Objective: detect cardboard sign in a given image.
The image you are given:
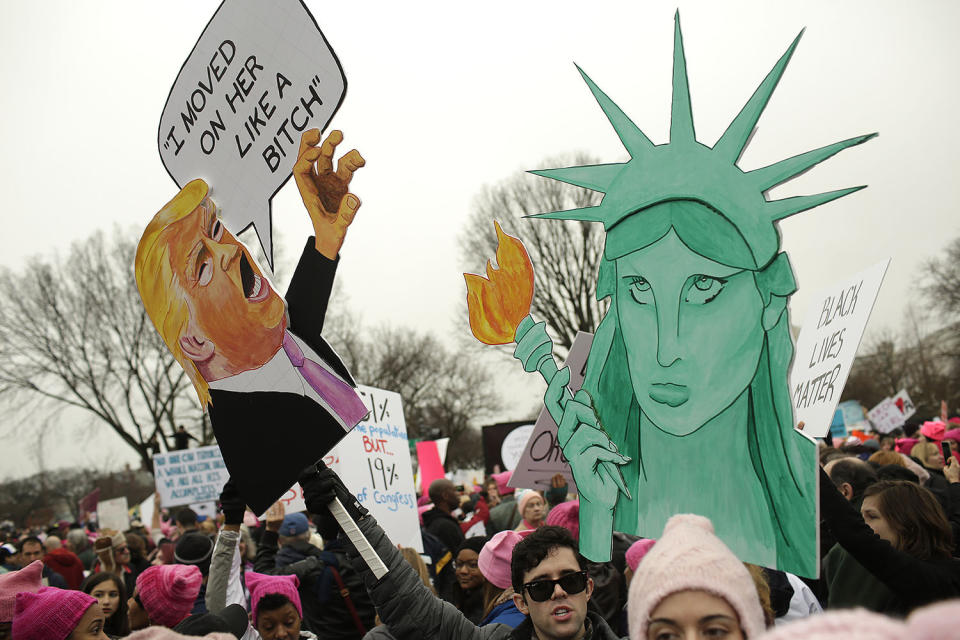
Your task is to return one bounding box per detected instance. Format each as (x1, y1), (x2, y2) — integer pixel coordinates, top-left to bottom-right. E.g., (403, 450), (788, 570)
(790, 260), (890, 438)
(274, 385), (423, 552)
(509, 332), (593, 492)
(97, 497), (129, 532)
(153, 445), (230, 508)
(158, 0), (346, 265)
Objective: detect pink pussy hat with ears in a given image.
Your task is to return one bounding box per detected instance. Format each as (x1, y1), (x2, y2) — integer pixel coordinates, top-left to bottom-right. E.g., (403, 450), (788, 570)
(12, 586), (96, 640)
(921, 420), (946, 441)
(478, 529), (532, 589)
(136, 564), (202, 628)
(491, 471), (514, 495)
(245, 571), (301, 624)
(624, 538), (656, 572)
(0, 560), (43, 622)
(627, 514), (765, 640)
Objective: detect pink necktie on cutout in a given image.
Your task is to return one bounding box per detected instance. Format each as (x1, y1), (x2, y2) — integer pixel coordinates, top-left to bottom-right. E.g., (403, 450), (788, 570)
(282, 333), (368, 428)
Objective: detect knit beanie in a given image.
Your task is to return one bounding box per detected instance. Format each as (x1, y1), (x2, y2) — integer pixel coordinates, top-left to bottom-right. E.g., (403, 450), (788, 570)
(544, 500), (579, 540)
(625, 538), (656, 572)
(0, 560), (43, 622)
(627, 514), (765, 640)
(174, 532), (215, 575)
(125, 628), (235, 640)
(491, 471), (514, 496)
(921, 420), (946, 441)
(136, 564), (203, 628)
(11, 586), (96, 640)
(456, 536), (489, 556)
(245, 571), (301, 624)
(753, 608), (904, 640)
(906, 599), (960, 640)
(478, 529), (531, 589)
(516, 490), (541, 521)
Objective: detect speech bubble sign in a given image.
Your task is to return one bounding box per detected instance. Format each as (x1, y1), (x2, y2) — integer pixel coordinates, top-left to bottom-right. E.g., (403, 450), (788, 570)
(158, 0), (346, 267)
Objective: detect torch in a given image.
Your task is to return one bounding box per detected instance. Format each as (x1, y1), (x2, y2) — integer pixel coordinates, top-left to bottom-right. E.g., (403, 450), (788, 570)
(464, 221), (625, 560)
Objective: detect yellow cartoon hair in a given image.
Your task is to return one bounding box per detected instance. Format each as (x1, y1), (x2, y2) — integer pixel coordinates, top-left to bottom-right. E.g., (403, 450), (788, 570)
(134, 179), (211, 407)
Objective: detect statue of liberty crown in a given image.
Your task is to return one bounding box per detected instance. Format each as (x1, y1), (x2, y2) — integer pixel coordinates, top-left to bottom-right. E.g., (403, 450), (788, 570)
(529, 12), (876, 270)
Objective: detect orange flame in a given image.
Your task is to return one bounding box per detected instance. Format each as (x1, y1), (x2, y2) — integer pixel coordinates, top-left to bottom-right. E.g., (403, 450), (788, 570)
(465, 221), (535, 345)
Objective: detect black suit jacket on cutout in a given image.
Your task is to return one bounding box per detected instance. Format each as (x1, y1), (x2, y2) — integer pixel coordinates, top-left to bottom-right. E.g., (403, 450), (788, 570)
(208, 238), (359, 515)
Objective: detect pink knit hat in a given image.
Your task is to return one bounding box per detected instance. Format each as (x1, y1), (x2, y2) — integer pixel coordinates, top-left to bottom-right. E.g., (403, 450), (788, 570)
(136, 564), (202, 628)
(478, 529), (532, 589)
(245, 571), (301, 624)
(906, 599), (960, 640)
(0, 560), (43, 622)
(753, 608), (904, 639)
(943, 428), (960, 443)
(627, 514), (765, 640)
(921, 420), (946, 441)
(516, 490), (542, 521)
(125, 628), (235, 640)
(491, 470), (514, 495)
(544, 500), (579, 540)
(11, 586), (96, 640)
(625, 538), (656, 572)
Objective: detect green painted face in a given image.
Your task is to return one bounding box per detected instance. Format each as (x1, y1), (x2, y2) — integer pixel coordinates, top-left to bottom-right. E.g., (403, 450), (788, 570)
(614, 227), (765, 436)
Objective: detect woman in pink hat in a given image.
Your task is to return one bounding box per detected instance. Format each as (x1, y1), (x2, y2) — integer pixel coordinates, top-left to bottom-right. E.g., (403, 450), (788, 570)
(12, 586), (109, 640)
(512, 491), (546, 532)
(476, 530), (531, 628)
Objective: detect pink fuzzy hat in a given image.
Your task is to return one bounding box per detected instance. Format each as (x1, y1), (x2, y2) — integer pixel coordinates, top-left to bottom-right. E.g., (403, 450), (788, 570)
(896, 437), (919, 455)
(11, 586), (96, 640)
(0, 560), (43, 622)
(906, 599), (960, 640)
(245, 571), (301, 624)
(478, 529), (532, 589)
(943, 428), (960, 443)
(627, 514), (765, 640)
(625, 538), (656, 572)
(545, 500), (579, 540)
(753, 608), (904, 639)
(491, 471), (514, 495)
(136, 564), (202, 628)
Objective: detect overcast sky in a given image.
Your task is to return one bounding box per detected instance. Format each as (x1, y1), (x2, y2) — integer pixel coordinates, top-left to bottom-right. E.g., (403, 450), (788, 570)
(2, 0), (958, 478)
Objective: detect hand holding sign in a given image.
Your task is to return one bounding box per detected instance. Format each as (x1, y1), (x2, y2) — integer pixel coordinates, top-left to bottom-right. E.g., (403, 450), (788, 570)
(294, 129), (365, 259)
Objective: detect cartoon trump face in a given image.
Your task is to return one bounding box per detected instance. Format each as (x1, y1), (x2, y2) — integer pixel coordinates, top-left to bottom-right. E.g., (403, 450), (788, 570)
(135, 179), (288, 406)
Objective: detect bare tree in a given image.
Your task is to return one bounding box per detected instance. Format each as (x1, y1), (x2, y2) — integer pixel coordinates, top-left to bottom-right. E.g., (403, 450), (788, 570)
(329, 324), (501, 470)
(460, 153), (607, 353)
(0, 229), (203, 471)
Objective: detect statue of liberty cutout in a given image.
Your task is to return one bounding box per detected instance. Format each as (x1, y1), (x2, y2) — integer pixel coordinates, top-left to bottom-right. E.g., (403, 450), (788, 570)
(465, 13), (874, 577)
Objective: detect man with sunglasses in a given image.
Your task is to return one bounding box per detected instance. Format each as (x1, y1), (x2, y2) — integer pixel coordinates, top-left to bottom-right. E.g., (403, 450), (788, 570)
(300, 465), (624, 640)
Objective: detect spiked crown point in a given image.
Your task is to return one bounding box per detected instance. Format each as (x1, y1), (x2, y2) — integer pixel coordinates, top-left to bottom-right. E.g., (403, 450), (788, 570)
(529, 14), (874, 270)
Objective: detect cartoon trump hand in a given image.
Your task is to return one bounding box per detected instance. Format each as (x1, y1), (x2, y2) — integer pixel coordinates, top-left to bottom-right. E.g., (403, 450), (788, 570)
(294, 129), (365, 260)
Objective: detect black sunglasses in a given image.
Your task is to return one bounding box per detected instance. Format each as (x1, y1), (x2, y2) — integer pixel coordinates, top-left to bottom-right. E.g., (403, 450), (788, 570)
(523, 570), (589, 602)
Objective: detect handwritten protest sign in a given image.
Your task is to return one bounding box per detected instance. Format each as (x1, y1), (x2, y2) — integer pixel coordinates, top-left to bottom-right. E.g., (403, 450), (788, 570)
(790, 260), (889, 439)
(500, 425), (534, 470)
(274, 385), (422, 551)
(158, 0), (346, 266)
(153, 445), (230, 508)
(869, 389), (917, 434)
(97, 497), (129, 532)
(509, 332), (593, 492)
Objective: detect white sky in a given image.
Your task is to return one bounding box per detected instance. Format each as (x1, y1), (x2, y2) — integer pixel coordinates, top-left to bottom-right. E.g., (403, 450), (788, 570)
(2, 0), (958, 478)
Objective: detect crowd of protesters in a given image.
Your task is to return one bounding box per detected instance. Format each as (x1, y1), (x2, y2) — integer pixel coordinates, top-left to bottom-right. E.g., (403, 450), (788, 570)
(0, 418), (959, 639)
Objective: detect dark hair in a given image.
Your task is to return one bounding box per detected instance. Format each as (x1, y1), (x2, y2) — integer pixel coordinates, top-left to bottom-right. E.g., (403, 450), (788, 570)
(82, 572), (130, 636)
(862, 480), (953, 560)
(17, 536), (42, 553)
(828, 458), (877, 501)
(510, 525), (584, 595)
(876, 465), (919, 484)
(257, 593), (298, 620)
(176, 508), (198, 527)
